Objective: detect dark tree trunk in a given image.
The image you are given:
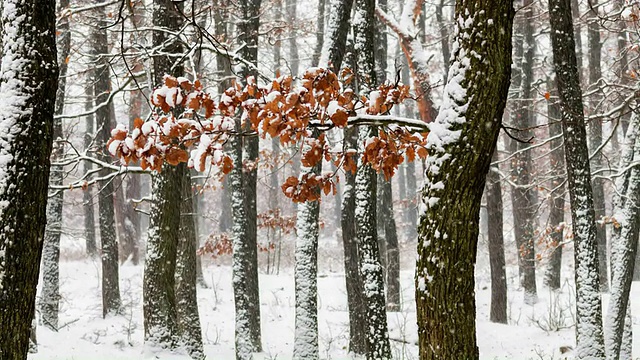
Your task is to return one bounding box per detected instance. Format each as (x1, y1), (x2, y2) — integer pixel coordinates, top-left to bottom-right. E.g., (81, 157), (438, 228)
(176, 169), (205, 359)
(486, 150), (507, 324)
(41, 0), (70, 331)
(587, 0), (608, 292)
(0, 0), (58, 358)
(143, 0), (184, 348)
(238, 0), (263, 353)
(544, 78), (566, 291)
(286, 0), (299, 76)
(416, 1), (514, 359)
(144, 164), (182, 348)
(91, 0), (121, 317)
(83, 82), (97, 257)
(548, 0), (606, 356)
(318, 0), (354, 70)
(353, 0), (392, 358)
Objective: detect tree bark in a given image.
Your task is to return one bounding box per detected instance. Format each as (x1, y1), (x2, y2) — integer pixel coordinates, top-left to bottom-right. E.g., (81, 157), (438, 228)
(83, 82), (98, 257)
(544, 78), (566, 291)
(416, 1), (514, 358)
(292, 138), (322, 360)
(353, 0), (392, 358)
(604, 109), (639, 359)
(486, 150), (507, 324)
(548, 0), (606, 356)
(237, 0), (263, 353)
(510, 0), (537, 304)
(587, 0), (608, 292)
(143, 0), (184, 348)
(0, 0), (58, 358)
(41, 0), (70, 331)
(91, 0), (121, 317)
(176, 169), (205, 359)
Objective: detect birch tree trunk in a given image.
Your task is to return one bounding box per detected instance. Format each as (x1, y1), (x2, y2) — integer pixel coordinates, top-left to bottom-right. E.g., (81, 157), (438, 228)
(0, 0), (58, 358)
(548, 0), (606, 356)
(416, 1), (514, 358)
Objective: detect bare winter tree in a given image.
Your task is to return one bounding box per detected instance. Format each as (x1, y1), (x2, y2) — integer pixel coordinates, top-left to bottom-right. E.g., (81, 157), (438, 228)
(548, 0), (605, 356)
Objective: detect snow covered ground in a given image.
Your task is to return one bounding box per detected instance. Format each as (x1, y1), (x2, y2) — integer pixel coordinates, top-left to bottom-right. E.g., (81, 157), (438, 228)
(28, 236), (640, 360)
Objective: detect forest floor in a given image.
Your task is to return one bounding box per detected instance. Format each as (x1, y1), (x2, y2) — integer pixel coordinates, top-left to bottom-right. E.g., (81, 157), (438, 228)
(28, 236), (640, 360)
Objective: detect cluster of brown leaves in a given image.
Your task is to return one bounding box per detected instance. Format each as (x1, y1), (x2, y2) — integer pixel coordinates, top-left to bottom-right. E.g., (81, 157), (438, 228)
(197, 233), (233, 259)
(108, 68), (428, 203)
(257, 209), (297, 235)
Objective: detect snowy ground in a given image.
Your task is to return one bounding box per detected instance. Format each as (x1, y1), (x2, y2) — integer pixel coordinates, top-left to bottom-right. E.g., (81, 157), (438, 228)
(28, 236), (640, 360)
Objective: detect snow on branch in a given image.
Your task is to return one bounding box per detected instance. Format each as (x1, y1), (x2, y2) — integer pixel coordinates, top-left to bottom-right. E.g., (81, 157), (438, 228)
(108, 69), (430, 202)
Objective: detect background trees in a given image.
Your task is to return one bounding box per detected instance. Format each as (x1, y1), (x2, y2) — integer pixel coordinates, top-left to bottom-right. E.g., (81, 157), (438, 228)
(5, 0), (640, 359)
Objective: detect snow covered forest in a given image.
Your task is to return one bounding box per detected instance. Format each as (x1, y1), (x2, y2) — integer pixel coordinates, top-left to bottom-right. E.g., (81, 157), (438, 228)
(3, 0), (640, 359)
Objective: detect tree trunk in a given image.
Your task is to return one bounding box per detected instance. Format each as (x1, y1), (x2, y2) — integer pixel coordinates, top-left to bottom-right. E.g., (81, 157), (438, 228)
(176, 169), (205, 359)
(143, 0), (184, 348)
(312, 0), (326, 66)
(144, 164), (182, 348)
(41, 0), (70, 331)
(237, 0), (263, 353)
(486, 150), (507, 324)
(91, 0), (121, 317)
(0, 0), (58, 358)
(548, 0), (606, 356)
(544, 77), (566, 291)
(293, 142), (322, 360)
(286, 0), (299, 76)
(83, 82), (98, 257)
(510, 0), (537, 304)
(416, 1), (514, 358)
(353, 0), (392, 358)
(587, 0), (608, 292)
(435, 0), (451, 83)
(604, 109), (639, 359)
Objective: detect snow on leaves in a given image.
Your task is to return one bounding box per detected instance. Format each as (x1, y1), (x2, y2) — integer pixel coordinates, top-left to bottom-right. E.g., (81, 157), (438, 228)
(109, 68), (428, 203)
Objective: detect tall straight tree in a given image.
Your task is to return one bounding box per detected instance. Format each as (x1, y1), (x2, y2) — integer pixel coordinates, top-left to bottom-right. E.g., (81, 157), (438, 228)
(143, 0), (185, 349)
(0, 0), (58, 358)
(510, 0), (537, 303)
(486, 150), (507, 323)
(548, 0), (606, 356)
(543, 78), (566, 290)
(374, 0), (401, 312)
(41, 0), (71, 331)
(90, 0), (121, 317)
(415, 0), (514, 358)
(353, 0), (392, 357)
(233, 0), (263, 357)
(82, 81), (97, 257)
(587, 0), (608, 292)
(319, 0), (365, 353)
(605, 108), (639, 360)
